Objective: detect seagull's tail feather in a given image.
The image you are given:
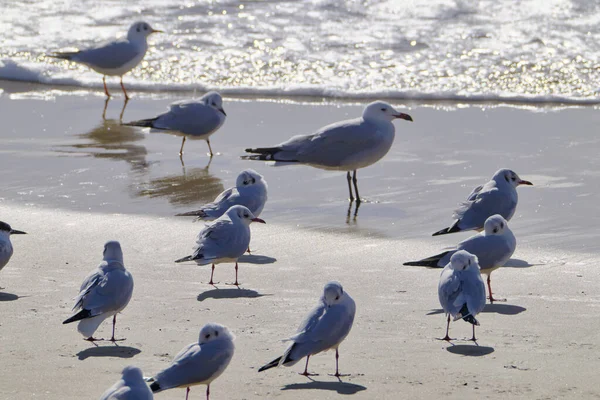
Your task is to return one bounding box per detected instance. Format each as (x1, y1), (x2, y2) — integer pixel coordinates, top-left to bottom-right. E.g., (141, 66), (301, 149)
(62, 309), (92, 324)
(48, 51), (80, 61)
(175, 210), (208, 218)
(454, 304), (480, 326)
(149, 381), (162, 393)
(258, 356), (283, 372)
(403, 251), (450, 268)
(122, 117), (159, 128)
(432, 221), (462, 236)
(242, 147), (299, 162)
(175, 255), (195, 263)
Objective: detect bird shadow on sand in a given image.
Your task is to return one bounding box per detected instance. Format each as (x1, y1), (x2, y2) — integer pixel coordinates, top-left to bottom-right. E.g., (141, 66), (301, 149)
(503, 258), (541, 268)
(77, 345), (141, 360)
(237, 254), (277, 264)
(0, 292), (19, 302)
(446, 344), (494, 356)
(197, 288), (270, 302)
(282, 379), (367, 395)
(427, 302), (526, 316)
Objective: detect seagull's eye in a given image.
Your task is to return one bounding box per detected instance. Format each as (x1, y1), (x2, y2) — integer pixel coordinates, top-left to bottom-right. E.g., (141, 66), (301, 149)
(381, 108), (387, 112)
(512, 176), (516, 181)
(335, 296), (340, 300)
(493, 228), (498, 233)
(244, 213), (249, 218)
(212, 102), (216, 106)
(251, 177), (256, 184)
(205, 334), (210, 339)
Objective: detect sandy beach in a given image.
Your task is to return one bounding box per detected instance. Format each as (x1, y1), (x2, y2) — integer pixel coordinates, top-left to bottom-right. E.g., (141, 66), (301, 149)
(2, 82), (600, 399)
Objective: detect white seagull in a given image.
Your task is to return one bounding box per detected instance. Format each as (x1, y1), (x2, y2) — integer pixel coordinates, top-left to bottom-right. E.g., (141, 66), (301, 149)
(405, 214), (515, 303)
(433, 168), (533, 236)
(50, 21), (162, 99)
(437, 251), (486, 341)
(148, 323), (235, 400)
(124, 92), (226, 156)
(258, 281), (356, 376)
(63, 241), (134, 342)
(243, 101), (412, 202)
(100, 366), (153, 400)
(0, 221), (27, 280)
(175, 205), (265, 286)
(176, 169), (268, 221)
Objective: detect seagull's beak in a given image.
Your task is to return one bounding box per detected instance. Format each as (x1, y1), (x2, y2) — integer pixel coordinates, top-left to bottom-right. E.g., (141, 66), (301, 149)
(394, 112), (413, 121)
(151, 29), (164, 34)
(518, 179), (533, 186)
(251, 217), (266, 224)
(218, 107), (227, 116)
(10, 229), (26, 235)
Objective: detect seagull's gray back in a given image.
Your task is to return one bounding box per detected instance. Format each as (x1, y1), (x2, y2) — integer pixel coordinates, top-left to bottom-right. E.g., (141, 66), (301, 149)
(73, 261), (133, 316)
(154, 101), (224, 138)
(454, 181), (518, 230)
(192, 218), (250, 263)
(457, 231), (516, 271)
(438, 266), (486, 319)
(73, 40), (142, 71)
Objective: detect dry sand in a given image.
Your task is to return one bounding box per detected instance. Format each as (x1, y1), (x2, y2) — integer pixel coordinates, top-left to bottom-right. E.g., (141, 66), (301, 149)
(0, 202), (599, 399)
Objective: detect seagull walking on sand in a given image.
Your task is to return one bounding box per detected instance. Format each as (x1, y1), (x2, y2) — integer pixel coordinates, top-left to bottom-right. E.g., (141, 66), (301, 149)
(433, 168), (532, 236)
(176, 169), (268, 221)
(147, 323), (235, 400)
(243, 101), (412, 202)
(437, 251), (486, 341)
(124, 92), (226, 156)
(405, 214), (515, 303)
(0, 221), (26, 280)
(100, 366), (153, 400)
(63, 241), (134, 342)
(258, 281), (356, 377)
(50, 21), (162, 99)
(175, 205), (265, 286)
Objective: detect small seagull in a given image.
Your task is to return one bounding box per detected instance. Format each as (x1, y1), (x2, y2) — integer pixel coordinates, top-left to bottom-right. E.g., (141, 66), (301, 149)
(63, 241), (134, 342)
(258, 281), (356, 377)
(123, 92), (226, 156)
(100, 366), (153, 400)
(175, 205), (265, 286)
(147, 323), (235, 400)
(176, 169), (268, 221)
(437, 251), (486, 342)
(243, 101), (412, 202)
(433, 168), (532, 236)
(49, 21), (162, 99)
(405, 214), (515, 303)
(0, 221), (27, 282)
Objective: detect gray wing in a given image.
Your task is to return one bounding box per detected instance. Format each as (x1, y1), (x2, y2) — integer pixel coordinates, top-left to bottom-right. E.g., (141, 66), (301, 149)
(438, 266), (463, 317)
(464, 271), (487, 317)
(454, 187), (516, 231)
(458, 234), (515, 270)
(79, 266), (133, 315)
(72, 40), (140, 70)
(154, 101), (223, 136)
(466, 184), (484, 201)
(193, 219), (247, 261)
(100, 384), (152, 400)
(200, 187), (241, 219)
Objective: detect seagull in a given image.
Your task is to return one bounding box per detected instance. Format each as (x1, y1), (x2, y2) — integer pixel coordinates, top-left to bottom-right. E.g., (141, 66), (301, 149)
(175, 205), (265, 286)
(433, 168), (533, 236)
(405, 214), (515, 303)
(258, 281), (356, 376)
(100, 366), (153, 400)
(437, 251), (486, 342)
(0, 221), (27, 280)
(148, 323), (235, 400)
(176, 169), (268, 221)
(243, 101), (412, 202)
(49, 21), (162, 99)
(123, 92), (226, 156)
(63, 241), (134, 342)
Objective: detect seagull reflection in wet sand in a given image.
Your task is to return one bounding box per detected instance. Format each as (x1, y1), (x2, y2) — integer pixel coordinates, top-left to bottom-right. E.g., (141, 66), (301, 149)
(136, 159), (225, 206)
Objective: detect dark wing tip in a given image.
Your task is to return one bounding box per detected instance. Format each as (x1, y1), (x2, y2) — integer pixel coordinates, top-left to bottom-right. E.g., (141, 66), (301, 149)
(150, 381), (161, 392)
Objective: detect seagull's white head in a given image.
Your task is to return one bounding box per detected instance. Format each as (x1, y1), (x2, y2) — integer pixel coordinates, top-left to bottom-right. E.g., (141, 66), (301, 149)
(484, 214), (509, 236)
(449, 250), (480, 272)
(236, 169), (265, 188)
(226, 205), (266, 225)
(201, 91), (226, 117)
(362, 101), (413, 123)
(121, 365), (144, 382)
(322, 281), (346, 307)
(492, 168), (533, 188)
(127, 21), (163, 42)
(0, 221), (26, 236)
(198, 322), (235, 345)
(103, 240), (124, 263)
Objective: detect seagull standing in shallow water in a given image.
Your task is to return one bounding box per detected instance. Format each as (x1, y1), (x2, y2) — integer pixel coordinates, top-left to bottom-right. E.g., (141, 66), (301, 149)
(437, 251), (486, 341)
(124, 92), (226, 157)
(258, 281), (356, 376)
(63, 241), (133, 342)
(243, 101), (412, 202)
(175, 205), (265, 286)
(50, 21), (162, 99)
(405, 214), (515, 303)
(0, 221), (26, 285)
(433, 168), (533, 236)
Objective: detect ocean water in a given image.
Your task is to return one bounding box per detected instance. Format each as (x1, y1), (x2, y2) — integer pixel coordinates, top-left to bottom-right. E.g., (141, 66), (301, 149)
(2, 0), (600, 102)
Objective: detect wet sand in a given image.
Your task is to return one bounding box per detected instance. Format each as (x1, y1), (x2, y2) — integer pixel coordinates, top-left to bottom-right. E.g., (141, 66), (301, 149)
(1, 82), (600, 399)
